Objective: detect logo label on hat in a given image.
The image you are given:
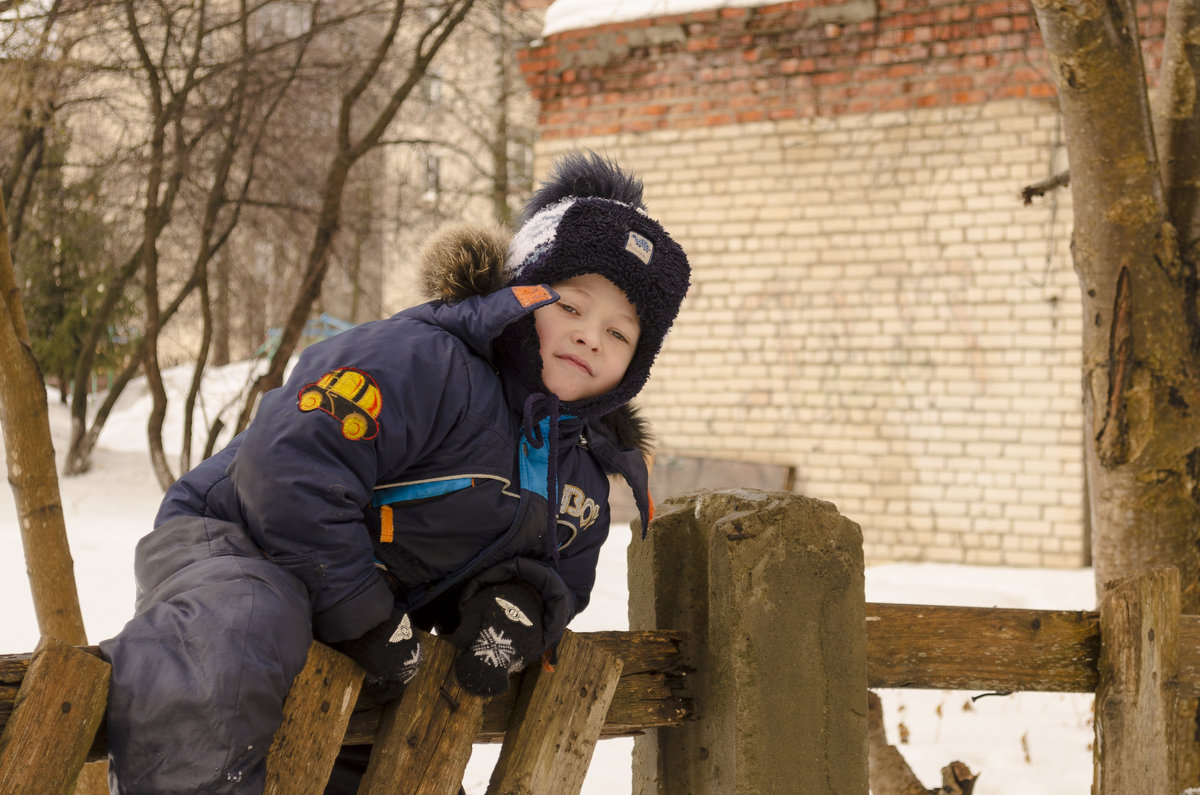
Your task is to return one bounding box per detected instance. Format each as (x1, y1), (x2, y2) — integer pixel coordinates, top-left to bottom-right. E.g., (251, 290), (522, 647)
(625, 231), (653, 264)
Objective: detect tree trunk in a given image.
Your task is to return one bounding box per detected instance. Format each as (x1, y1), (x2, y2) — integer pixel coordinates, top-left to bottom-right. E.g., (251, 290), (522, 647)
(1032, 0), (1200, 783)
(63, 250), (141, 476)
(491, 0), (512, 227)
(213, 248), (231, 367)
(0, 193), (87, 646)
(181, 274), (213, 473)
(140, 140), (175, 491)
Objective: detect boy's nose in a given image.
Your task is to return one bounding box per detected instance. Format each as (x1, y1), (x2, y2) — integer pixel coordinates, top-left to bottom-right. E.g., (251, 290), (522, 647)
(573, 329), (600, 351)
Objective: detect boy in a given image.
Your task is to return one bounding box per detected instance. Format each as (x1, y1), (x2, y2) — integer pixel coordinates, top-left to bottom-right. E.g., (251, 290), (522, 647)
(100, 151), (690, 794)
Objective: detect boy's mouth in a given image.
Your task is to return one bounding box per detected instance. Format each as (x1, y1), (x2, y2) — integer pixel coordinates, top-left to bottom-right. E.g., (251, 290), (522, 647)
(558, 353), (592, 376)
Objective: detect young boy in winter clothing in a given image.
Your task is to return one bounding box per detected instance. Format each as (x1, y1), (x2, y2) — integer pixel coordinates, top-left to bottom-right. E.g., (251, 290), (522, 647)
(99, 151), (691, 794)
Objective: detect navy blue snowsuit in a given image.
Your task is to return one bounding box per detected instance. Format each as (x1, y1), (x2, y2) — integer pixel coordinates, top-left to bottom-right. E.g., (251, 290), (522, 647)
(99, 284), (651, 794)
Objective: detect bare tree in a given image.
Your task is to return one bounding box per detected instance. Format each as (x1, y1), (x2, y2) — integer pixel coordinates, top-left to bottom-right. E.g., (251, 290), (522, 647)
(57, 0), (311, 478)
(1030, 0), (1200, 785)
(8, 0), (507, 479)
(235, 0), (479, 432)
(0, 192), (87, 645)
(385, 0), (541, 228)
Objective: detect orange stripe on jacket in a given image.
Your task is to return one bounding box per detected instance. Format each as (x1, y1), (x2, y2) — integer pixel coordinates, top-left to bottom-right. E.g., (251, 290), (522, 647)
(380, 505), (394, 544)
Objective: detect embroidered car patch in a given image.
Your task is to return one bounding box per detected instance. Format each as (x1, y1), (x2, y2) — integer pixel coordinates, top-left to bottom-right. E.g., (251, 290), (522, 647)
(297, 367), (382, 441)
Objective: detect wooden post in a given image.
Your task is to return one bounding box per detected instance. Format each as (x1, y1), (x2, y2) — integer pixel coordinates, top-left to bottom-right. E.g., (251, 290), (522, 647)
(1093, 566), (1180, 795)
(264, 642), (364, 795)
(0, 636), (110, 795)
(629, 488), (868, 795)
(357, 633), (486, 795)
(486, 630), (623, 794)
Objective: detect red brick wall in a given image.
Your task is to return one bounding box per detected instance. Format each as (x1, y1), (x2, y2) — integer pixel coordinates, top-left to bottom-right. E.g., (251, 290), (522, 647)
(520, 0), (1167, 140)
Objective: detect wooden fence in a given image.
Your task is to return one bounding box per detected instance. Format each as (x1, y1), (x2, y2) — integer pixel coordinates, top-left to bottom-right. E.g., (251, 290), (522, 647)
(0, 567), (1186, 793)
(0, 629), (687, 794)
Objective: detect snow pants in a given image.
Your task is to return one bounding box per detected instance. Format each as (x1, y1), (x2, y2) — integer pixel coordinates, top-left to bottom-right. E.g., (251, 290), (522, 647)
(100, 516), (314, 794)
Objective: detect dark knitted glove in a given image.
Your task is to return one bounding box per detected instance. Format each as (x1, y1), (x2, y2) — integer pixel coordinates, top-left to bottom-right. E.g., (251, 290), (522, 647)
(450, 581), (545, 697)
(332, 609), (424, 703)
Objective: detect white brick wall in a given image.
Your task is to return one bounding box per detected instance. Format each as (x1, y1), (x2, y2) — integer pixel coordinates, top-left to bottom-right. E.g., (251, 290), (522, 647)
(536, 98), (1087, 567)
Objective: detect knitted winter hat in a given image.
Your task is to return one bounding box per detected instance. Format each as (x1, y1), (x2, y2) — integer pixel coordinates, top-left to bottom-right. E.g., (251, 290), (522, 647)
(498, 151), (691, 417)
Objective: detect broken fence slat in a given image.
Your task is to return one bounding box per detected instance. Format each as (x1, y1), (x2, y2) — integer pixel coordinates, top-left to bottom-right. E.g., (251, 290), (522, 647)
(357, 633), (486, 795)
(0, 637), (110, 795)
(264, 642), (363, 795)
(487, 630), (624, 795)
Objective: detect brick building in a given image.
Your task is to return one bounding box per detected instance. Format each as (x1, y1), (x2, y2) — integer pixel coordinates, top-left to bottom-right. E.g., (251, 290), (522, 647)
(517, 0), (1168, 567)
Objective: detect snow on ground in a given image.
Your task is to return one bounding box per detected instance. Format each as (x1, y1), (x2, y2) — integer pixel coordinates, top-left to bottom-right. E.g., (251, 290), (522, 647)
(0, 362), (1096, 792)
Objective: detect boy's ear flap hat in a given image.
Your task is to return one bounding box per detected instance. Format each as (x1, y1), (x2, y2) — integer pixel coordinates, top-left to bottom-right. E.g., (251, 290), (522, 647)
(498, 150), (691, 417)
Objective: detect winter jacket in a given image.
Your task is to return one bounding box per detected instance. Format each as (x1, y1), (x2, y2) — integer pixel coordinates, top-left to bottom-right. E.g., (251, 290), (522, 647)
(150, 227), (652, 649)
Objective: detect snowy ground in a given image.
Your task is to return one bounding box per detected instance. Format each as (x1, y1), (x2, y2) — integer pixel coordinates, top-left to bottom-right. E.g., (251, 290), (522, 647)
(0, 363), (1096, 792)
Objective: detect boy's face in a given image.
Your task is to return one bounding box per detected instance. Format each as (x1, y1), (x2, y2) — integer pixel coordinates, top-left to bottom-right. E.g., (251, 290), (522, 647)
(534, 273), (640, 402)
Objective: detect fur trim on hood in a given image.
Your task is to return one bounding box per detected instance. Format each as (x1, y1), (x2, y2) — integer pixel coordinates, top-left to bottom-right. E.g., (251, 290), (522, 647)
(418, 222), (653, 457)
(420, 222), (510, 303)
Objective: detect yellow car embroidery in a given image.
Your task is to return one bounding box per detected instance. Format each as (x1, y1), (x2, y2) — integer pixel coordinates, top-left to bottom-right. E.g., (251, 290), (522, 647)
(298, 367), (383, 441)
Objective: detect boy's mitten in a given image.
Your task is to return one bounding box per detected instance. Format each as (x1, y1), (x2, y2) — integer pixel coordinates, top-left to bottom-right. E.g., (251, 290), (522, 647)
(450, 581), (544, 697)
(331, 609), (424, 703)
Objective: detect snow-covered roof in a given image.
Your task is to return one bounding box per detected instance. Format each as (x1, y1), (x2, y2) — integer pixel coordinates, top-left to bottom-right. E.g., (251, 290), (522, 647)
(542, 0), (767, 37)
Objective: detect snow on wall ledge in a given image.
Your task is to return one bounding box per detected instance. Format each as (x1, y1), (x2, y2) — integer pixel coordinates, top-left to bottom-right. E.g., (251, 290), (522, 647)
(543, 0), (765, 37)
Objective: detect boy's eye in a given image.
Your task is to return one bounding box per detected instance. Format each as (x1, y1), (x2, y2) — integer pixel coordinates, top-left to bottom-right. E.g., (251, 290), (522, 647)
(559, 303), (579, 315)
(609, 329), (630, 343)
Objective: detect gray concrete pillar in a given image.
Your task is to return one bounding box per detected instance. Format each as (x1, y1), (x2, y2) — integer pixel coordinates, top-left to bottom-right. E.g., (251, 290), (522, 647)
(628, 488), (868, 794)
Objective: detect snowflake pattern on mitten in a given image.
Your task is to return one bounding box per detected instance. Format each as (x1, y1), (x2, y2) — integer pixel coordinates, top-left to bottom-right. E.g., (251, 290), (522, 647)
(471, 626), (518, 670)
(401, 643), (424, 684)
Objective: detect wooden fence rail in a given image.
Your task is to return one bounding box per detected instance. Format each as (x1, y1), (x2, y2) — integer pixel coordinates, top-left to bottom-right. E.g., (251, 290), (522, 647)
(0, 629), (692, 761)
(867, 602), (1200, 695)
(4, 596), (1194, 788)
(7, 602), (1200, 755)
(5, 600), (1193, 756)
(4, 605), (1195, 749)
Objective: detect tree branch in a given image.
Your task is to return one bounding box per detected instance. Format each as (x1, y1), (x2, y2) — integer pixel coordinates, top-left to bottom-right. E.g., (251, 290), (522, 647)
(1020, 169), (1070, 205)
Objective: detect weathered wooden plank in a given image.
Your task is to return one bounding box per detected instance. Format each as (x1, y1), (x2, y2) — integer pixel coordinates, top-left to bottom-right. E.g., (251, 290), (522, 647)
(1093, 568), (1180, 795)
(342, 630), (690, 745)
(1178, 614), (1200, 689)
(866, 603), (1102, 693)
(0, 636), (110, 795)
(487, 630), (623, 794)
(344, 670), (688, 746)
(865, 604), (1200, 696)
(358, 633), (486, 795)
(264, 642), (363, 795)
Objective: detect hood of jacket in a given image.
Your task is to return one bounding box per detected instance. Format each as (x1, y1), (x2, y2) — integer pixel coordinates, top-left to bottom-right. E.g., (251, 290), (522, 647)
(418, 222), (654, 460)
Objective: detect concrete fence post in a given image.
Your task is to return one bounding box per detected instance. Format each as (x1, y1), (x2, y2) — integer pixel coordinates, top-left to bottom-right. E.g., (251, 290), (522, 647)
(628, 488), (868, 795)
